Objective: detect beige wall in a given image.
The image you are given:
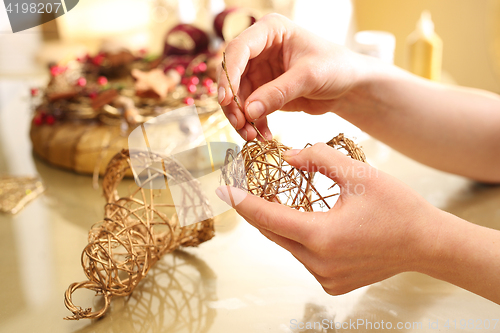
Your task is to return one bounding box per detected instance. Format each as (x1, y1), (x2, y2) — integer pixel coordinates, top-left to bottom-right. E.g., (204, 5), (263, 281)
(354, 0), (500, 93)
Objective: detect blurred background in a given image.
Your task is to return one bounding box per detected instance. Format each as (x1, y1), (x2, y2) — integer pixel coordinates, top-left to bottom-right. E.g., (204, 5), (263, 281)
(355, 0), (500, 93)
(1, 0), (500, 92)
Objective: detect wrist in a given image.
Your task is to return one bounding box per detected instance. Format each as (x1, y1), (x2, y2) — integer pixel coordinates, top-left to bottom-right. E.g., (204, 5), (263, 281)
(391, 203), (446, 275)
(410, 208), (456, 276)
(332, 54), (390, 118)
(412, 209), (500, 303)
(333, 55), (411, 125)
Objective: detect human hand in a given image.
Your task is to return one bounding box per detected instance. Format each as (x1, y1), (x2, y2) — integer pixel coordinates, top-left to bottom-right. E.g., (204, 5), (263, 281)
(217, 13), (370, 141)
(215, 143), (441, 295)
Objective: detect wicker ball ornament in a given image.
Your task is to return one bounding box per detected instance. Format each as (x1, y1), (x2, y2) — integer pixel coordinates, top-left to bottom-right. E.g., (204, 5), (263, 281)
(223, 134), (366, 212)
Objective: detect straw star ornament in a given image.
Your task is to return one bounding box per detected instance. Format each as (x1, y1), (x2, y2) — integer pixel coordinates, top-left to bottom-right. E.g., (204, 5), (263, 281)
(132, 68), (178, 100)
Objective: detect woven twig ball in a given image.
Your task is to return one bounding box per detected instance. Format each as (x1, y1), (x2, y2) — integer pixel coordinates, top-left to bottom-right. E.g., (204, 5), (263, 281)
(223, 134), (366, 212)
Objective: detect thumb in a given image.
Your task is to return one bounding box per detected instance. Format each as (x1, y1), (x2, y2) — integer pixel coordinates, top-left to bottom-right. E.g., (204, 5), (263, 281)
(244, 66), (309, 121)
(283, 143), (373, 187)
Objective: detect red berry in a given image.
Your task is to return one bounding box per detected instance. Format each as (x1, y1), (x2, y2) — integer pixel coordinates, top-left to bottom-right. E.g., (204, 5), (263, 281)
(33, 114), (43, 126)
(202, 78), (213, 88)
(45, 115), (55, 125)
(189, 76), (199, 85)
(92, 54), (105, 66)
(196, 62), (207, 73)
(139, 48), (147, 55)
(51, 66), (67, 76)
(30, 88), (39, 97)
(97, 76), (108, 86)
(89, 91), (98, 99)
(50, 66), (61, 76)
(76, 77), (87, 87)
(183, 97), (195, 105)
(181, 77), (190, 86)
(175, 65), (185, 76)
(208, 85), (217, 95)
(187, 84), (197, 93)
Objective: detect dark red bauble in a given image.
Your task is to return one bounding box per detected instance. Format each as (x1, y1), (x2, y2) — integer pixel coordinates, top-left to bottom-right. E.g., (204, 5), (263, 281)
(163, 24), (209, 56)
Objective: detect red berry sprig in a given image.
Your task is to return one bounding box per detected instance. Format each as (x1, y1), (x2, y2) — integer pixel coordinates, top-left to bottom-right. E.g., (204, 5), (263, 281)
(183, 97), (195, 105)
(187, 84), (197, 94)
(207, 85), (217, 95)
(76, 77), (87, 87)
(175, 65), (185, 76)
(45, 115), (55, 125)
(178, 61), (218, 104)
(32, 111), (56, 126)
(50, 65), (67, 76)
(97, 76), (108, 86)
(189, 76), (199, 85)
(202, 78), (213, 88)
(193, 62), (207, 74)
(92, 54), (105, 66)
(33, 113), (44, 126)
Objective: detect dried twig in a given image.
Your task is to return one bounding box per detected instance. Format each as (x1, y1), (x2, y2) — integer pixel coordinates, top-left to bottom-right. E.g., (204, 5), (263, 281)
(222, 52), (267, 141)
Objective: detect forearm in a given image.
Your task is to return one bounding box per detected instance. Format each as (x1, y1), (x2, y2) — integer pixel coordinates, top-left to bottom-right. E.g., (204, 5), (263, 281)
(418, 209), (500, 304)
(336, 57), (500, 182)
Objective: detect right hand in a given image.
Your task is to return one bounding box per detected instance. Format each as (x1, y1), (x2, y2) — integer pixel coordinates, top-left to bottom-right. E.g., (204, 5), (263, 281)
(217, 13), (371, 141)
(215, 143), (443, 295)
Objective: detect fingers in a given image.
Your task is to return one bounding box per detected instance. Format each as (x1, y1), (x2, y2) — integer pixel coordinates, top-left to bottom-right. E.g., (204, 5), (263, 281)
(218, 15), (291, 105)
(215, 185), (322, 244)
(244, 66), (312, 121)
(220, 99), (244, 130)
(218, 14), (296, 136)
(240, 117), (272, 141)
(217, 20), (272, 131)
(283, 142), (372, 187)
(215, 185), (248, 208)
(258, 228), (304, 255)
(221, 64), (310, 140)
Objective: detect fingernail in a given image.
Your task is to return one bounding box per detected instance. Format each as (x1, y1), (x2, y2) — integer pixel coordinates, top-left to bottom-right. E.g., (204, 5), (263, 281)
(215, 186), (247, 207)
(238, 128), (247, 141)
(227, 113), (237, 128)
(283, 149), (302, 159)
(218, 86), (225, 104)
(247, 101), (265, 121)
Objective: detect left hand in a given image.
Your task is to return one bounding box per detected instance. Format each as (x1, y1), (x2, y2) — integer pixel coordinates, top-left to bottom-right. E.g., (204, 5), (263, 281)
(216, 143), (441, 295)
(217, 13), (369, 141)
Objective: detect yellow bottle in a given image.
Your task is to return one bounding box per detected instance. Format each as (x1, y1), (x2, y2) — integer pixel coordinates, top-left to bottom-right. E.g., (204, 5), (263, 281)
(407, 11), (442, 81)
